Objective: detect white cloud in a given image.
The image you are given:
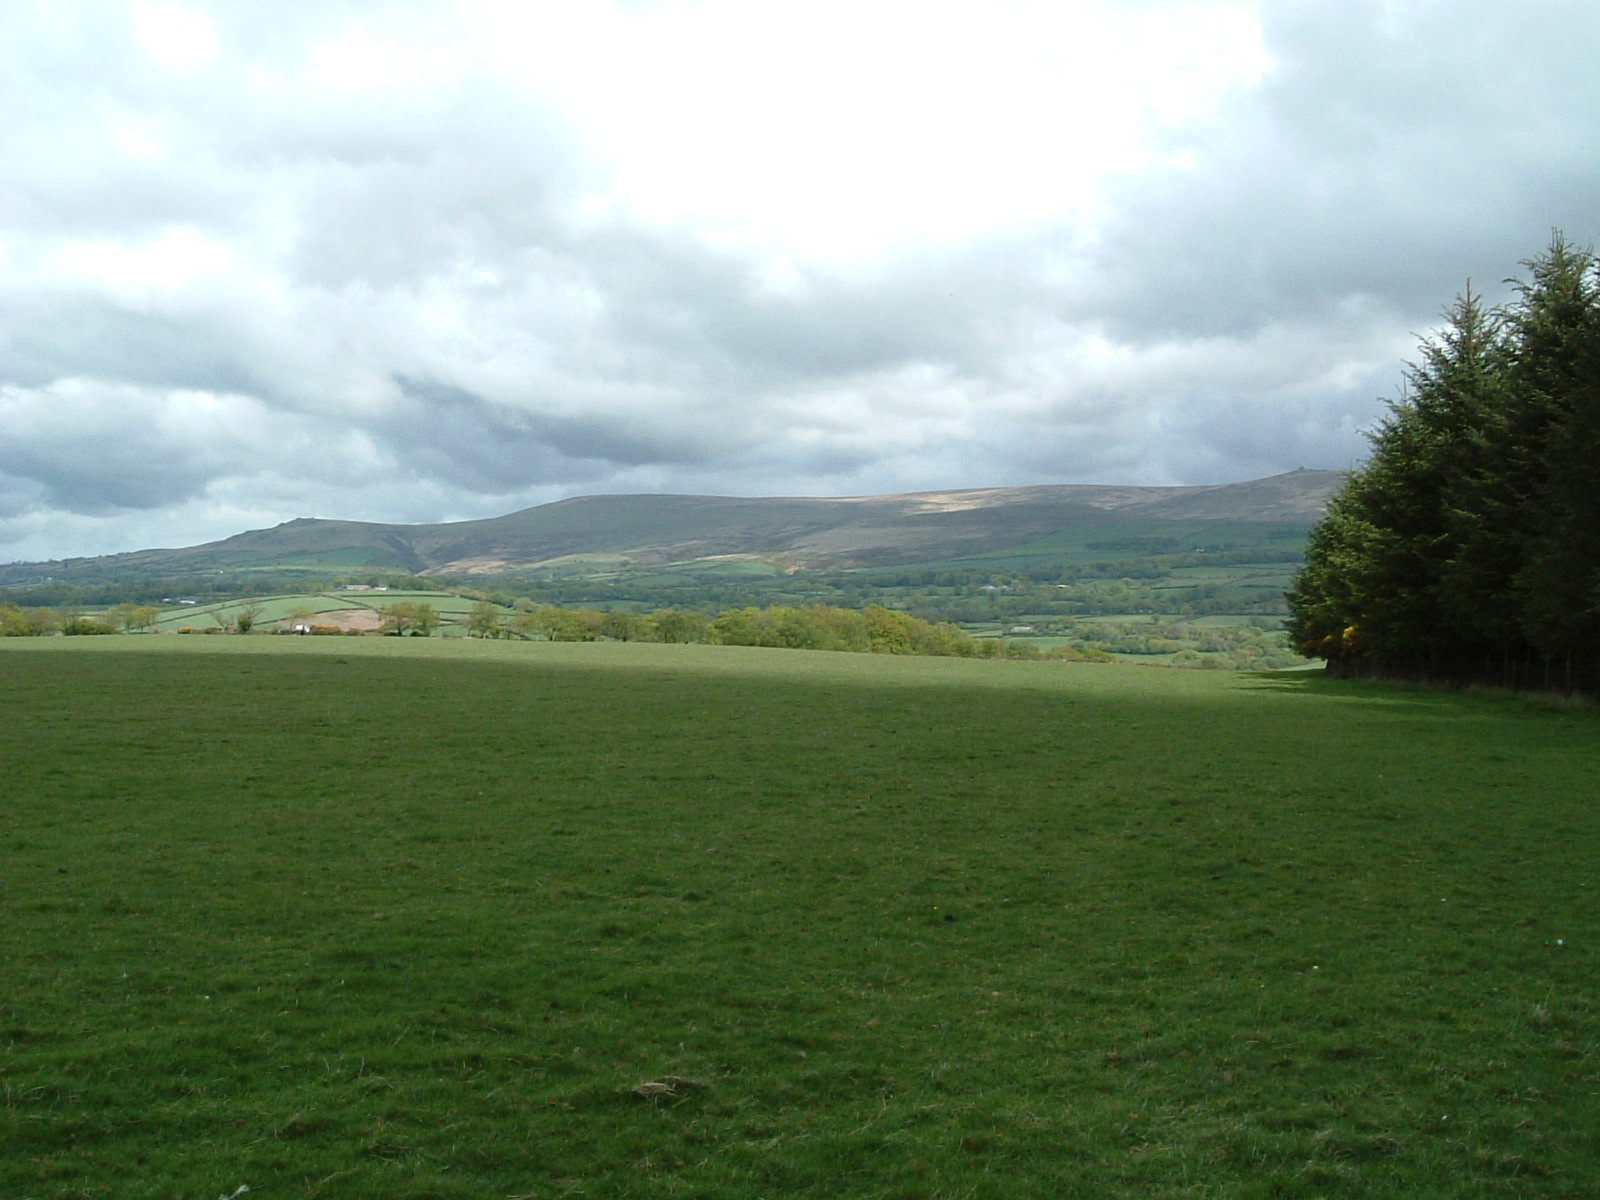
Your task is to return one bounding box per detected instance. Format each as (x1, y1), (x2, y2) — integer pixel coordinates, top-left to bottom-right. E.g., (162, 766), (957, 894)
(491, 0), (1269, 263)
(130, 0), (219, 71)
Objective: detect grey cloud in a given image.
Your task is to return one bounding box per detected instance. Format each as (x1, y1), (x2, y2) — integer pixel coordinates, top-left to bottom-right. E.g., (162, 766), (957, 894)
(389, 375), (729, 491)
(0, 473), (45, 521)
(278, 95), (590, 290)
(0, 380), (397, 518)
(1160, 391), (1378, 481)
(0, 387), (236, 512)
(1077, 0), (1600, 341)
(568, 223), (1043, 396)
(1, 295), (267, 395)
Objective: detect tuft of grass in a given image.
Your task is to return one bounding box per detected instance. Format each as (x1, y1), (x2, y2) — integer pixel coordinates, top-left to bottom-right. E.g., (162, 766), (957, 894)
(2, 636), (1598, 1197)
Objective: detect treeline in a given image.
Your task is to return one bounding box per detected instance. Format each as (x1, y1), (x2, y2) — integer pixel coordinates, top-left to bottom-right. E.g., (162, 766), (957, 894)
(856, 548), (1303, 590)
(0, 603), (160, 637)
(906, 579), (1289, 624)
(487, 602), (1299, 668)
(1032, 618), (1305, 670)
(0, 570), (435, 609)
(452, 578), (1269, 629)
(1288, 236), (1600, 692)
(494, 603), (1043, 659)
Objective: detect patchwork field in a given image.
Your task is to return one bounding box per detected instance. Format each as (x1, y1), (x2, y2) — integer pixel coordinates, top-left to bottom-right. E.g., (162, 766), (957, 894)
(2, 638), (1597, 1197)
(150, 592), (500, 636)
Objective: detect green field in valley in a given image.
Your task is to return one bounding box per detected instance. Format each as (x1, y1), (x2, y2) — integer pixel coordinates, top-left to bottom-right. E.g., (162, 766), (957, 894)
(2, 637), (1597, 1197)
(151, 592), (504, 636)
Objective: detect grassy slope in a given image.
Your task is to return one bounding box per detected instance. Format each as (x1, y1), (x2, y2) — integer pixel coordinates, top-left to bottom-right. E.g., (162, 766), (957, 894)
(2, 638), (1596, 1198)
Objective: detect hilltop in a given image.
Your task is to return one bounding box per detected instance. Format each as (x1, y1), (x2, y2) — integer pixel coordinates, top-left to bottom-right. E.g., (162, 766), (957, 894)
(2, 470), (1341, 584)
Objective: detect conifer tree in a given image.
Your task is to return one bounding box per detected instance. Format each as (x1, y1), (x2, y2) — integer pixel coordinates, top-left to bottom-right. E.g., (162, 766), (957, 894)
(1287, 290), (1509, 663)
(1444, 236), (1599, 658)
(1508, 241), (1600, 662)
(1288, 234), (1600, 684)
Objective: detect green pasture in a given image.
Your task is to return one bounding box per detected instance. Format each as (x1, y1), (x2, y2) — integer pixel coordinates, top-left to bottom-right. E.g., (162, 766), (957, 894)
(2, 638), (1598, 1198)
(153, 591), (506, 633)
(152, 595), (367, 631)
(364, 590), (503, 617)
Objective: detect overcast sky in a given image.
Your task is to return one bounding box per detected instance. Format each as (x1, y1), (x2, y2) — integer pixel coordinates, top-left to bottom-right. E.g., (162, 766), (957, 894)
(3, 0), (1598, 562)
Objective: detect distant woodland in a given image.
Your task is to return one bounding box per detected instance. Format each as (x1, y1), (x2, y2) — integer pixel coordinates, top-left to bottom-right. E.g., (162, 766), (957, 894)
(1288, 236), (1600, 693)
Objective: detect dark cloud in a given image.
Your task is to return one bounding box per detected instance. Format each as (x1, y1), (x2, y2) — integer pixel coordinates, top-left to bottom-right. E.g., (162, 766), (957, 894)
(390, 375), (725, 491)
(0, 383), (258, 512)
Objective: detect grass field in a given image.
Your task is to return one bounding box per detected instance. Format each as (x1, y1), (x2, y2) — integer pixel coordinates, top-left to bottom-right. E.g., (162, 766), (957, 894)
(150, 592), (506, 636)
(3, 638), (1598, 1198)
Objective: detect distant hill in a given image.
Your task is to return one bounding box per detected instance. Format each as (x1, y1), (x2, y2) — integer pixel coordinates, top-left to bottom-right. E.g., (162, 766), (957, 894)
(1, 470), (1342, 583)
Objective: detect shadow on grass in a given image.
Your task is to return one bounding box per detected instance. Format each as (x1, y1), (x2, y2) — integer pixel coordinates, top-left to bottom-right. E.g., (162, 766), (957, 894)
(1242, 663), (1600, 718)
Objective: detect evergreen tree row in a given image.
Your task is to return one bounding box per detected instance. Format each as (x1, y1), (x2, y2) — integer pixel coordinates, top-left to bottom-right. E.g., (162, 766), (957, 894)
(1287, 235), (1600, 690)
